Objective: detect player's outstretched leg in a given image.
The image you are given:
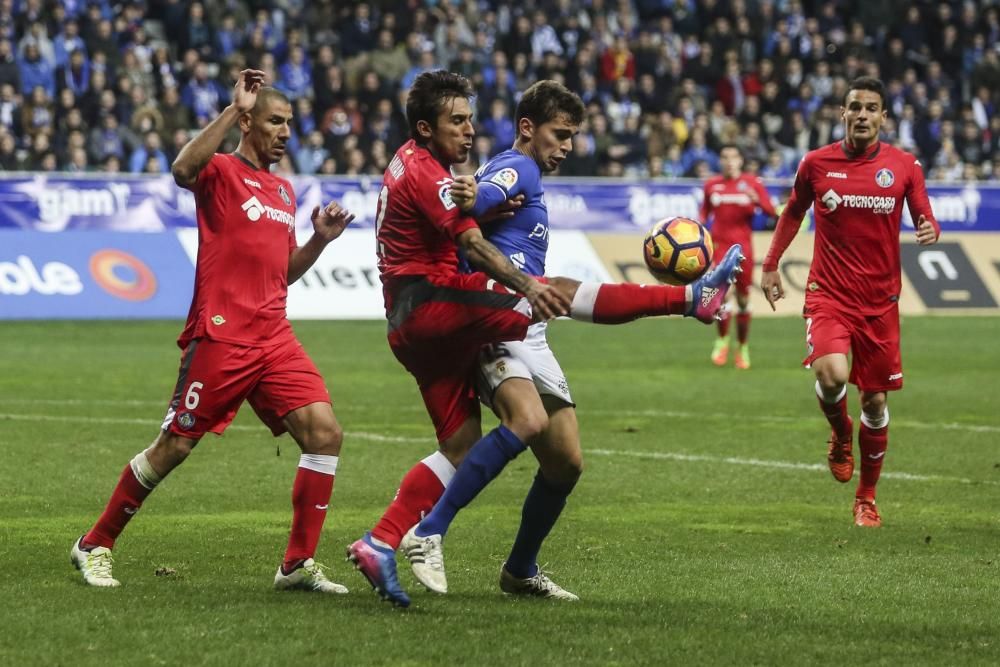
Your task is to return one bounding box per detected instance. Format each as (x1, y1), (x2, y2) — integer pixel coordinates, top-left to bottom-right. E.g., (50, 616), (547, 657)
(274, 558), (348, 594)
(346, 533), (411, 607)
(687, 245), (744, 324)
(499, 564), (579, 601)
(70, 536), (120, 588)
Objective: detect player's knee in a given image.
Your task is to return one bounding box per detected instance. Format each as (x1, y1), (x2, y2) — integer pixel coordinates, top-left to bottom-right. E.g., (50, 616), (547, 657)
(301, 420), (343, 455)
(156, 432), (196, 467)
(505, 408), (549, 443)
(860, 393), (887, 417)
(814, 366), (847, 391)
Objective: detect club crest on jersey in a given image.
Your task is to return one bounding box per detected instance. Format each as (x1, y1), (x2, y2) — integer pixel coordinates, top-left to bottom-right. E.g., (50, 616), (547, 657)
(490, 167), (519, 191)
(177, 412), (195, 430)
(875, 168), (894, 188)
(278, 184), (292, 205)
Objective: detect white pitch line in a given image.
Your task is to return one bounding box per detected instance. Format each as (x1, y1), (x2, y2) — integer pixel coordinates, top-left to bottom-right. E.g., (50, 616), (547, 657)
(0, 412), (435, 444)
(584, 408), (1000, 435)
(585, 448), (1000, 486)
(2, 412), (997, 487)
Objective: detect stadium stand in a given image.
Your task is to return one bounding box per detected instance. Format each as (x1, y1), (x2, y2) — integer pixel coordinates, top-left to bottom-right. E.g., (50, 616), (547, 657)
(0, 0), (997, 182)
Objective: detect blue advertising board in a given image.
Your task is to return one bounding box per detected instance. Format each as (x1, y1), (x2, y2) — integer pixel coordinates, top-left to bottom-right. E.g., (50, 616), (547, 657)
(0, 174), (995, 233)
(0, 231), (194, 319)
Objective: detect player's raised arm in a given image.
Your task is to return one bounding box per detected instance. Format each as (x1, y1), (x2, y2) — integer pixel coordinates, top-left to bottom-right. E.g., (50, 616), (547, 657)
(288, 202), (356, 284)
(457, 226), (569, 320)
(171, 69), (265, 189)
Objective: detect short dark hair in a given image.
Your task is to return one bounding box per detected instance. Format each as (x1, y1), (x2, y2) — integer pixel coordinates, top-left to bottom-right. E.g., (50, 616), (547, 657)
(252, 86), (291, 115)
(515, 80), (585, 128)
(719, 143), (743, 158)
(844, 76), (886, 108)
(406, 70), (475, 141)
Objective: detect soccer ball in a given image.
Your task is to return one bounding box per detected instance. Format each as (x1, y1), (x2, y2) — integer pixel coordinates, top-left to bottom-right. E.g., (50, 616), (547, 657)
(642, 217), (714, 285)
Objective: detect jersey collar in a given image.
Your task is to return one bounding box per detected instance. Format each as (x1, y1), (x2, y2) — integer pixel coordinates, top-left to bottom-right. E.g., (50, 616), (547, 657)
(840, 140), (881, 161)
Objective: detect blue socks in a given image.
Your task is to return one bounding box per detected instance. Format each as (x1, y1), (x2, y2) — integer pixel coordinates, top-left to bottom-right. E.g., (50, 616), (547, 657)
(504, 470), (576, 579)
(416, 425), (527, 538)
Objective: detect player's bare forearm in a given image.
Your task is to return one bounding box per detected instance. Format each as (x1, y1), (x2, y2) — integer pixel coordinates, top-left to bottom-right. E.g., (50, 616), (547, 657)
(288, 203), (354, 283)
(461, 231), (535, 294)
(287, 235), (327, 284)
(171, 105), (242, 189)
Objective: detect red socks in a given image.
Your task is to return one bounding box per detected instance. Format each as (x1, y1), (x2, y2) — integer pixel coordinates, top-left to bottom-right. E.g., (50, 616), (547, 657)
(572, 282), (687, 324)
(283, 455), (337, 568)
(816, 384), (851, 440)
(857, 422), (889, 501)
(371, 457), (451, 549)
(736, 312), (751, 344)
(84, 463), (154, 549)
(716, 309), (731, 338)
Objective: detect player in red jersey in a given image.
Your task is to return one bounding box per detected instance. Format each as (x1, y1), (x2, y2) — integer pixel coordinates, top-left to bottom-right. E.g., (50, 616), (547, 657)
(71, 70), (357, 593)
(760, 77), (940, 527)
(346, 70), (744, 607)
(701, 145), (777, 369)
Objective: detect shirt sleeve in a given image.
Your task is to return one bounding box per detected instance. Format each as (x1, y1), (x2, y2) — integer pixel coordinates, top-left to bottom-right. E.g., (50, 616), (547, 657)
(285, 180), (298, 252)
(411, 173), (479, 240)
(906, 157), (940, 239)
(191, 153), (222, 195)
(753, 177), (778, 217)
(700, 181), (711, 223)
(762, 154), (814, 271)
(471, 162), (528, 218)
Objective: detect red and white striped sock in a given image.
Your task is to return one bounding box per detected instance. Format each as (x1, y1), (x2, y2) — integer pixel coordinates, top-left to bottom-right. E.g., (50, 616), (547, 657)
(370, 451), (455, 550)
(283, 454), (337, 569)
(569, 282), (687, 324)
(84, 450), (161, 549)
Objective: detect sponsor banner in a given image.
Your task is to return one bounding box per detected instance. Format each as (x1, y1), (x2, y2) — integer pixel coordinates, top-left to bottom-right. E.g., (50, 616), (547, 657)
(177, 228), (610, 320)
(0, 231), (194, 318)
(589, 231), (1000, 316)
(0, 174), (996, 233)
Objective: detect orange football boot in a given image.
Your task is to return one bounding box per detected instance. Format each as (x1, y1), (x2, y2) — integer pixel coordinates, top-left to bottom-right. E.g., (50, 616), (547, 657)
(853, 498), (882, 527)
(826, 424), (854, 483)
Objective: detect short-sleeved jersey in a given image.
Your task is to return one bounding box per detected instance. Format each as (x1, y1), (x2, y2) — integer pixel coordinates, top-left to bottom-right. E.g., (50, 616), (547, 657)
(178, 153), (298, 348)
(700, 173), (776, 244)
(768, 141), (936, 316)
(471, 149), (548, 276)
(376, 139), (480, 307)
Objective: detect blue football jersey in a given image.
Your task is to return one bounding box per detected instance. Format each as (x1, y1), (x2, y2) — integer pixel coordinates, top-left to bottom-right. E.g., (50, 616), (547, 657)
(470, 149), (548, 276)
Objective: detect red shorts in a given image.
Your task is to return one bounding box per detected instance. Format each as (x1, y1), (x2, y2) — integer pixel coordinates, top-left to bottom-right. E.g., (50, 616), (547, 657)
(386, 273), (533, 442)
(713, 237), (752, 296)
(803, 302), (903, 393)
(162, 337), (331, 440)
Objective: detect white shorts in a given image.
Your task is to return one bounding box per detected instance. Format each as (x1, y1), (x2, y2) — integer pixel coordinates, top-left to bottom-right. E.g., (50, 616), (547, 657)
(476, 322), (574, 411)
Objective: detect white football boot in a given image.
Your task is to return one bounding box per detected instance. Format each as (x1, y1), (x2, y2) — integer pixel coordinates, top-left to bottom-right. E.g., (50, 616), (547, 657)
(400, 526), (447, 593)
(499, 564), (579, 601)
(274, 558), (348, 594)
(70, 536), (121, 588)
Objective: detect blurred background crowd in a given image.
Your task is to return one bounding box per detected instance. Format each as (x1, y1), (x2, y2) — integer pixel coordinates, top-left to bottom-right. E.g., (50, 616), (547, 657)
(1, 0), (999, 182)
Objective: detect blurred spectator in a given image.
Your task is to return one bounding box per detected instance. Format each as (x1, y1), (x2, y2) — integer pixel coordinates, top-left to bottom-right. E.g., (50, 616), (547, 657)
(181, 61), (227, 127)
(128, 130), (169, 174)
(480, 98), (515, 154)
(0, 0), (993, 180)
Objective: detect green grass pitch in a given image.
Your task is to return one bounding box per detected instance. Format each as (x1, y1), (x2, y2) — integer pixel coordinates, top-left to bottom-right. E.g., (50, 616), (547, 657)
(1, 317), (998, 666)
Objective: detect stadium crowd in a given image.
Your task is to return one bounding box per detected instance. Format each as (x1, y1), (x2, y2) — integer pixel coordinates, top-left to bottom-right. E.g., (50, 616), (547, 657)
(1, 0), (998, 182)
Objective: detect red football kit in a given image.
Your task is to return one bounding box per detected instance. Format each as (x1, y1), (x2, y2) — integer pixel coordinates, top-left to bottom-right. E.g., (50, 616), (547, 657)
(165, 153), (330, 439)
(377, 139), (532, 441)
(763, 141), (939, 391)
(701, 173), (776, 295)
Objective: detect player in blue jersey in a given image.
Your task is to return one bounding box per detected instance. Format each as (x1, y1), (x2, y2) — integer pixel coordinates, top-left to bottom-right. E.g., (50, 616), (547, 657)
(395, 80), (742, 600)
